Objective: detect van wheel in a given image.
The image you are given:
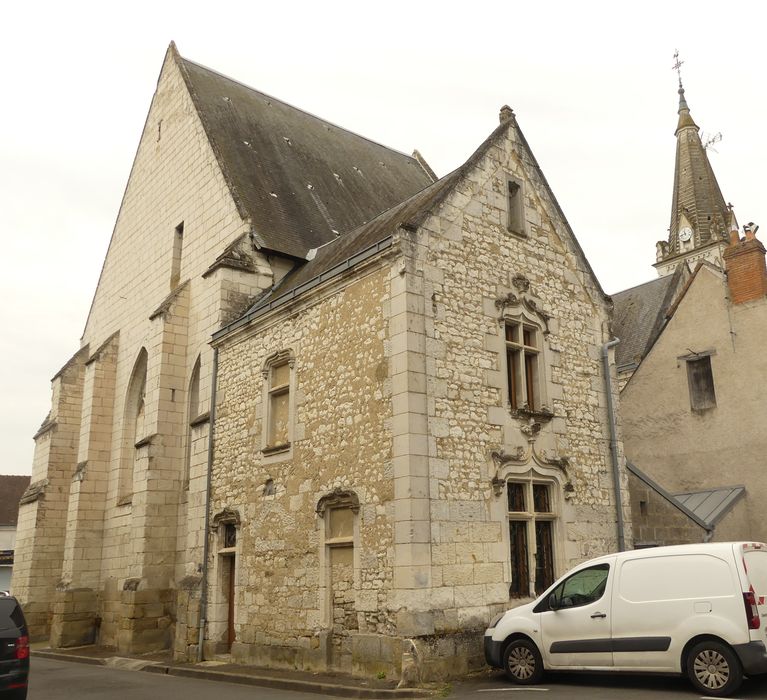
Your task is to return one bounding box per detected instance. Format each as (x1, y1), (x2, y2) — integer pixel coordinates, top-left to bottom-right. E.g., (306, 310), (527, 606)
(502, 638), (544, 685)
(686, 640), (743, 697)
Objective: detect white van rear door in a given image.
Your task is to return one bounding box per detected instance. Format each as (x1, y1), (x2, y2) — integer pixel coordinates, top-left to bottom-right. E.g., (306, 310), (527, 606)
(741, 543), (767, 644)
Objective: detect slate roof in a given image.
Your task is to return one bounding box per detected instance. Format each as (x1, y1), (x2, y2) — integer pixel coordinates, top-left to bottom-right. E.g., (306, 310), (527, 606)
(612, 265), (686, 370)
(675, 486), (746, 528)
(0, 476), (31, 527)
(176, 50), (434, 260)
(665, 87), (730, 254)
(217, 111), (609, 339)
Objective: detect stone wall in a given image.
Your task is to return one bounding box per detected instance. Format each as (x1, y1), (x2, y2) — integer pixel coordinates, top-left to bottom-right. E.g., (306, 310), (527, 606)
(205, 115), (628, 680)
(627, 471), (706, 547)
(14, 46), (272, 648)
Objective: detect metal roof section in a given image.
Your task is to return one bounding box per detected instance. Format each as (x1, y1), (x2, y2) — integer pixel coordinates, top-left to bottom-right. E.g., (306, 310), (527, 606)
(675, 486), (746, 528)
(626, 461), (710, 531)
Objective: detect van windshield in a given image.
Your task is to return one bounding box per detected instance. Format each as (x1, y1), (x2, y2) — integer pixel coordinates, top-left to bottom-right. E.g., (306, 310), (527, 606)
(744, 551), (767, 598)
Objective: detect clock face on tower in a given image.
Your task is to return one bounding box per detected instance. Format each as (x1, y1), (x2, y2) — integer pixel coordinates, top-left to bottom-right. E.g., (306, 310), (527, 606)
(679, 226), (693, 243)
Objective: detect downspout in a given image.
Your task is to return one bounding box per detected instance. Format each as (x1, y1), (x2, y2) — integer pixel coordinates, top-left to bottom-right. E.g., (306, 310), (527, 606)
(197, 346), (218, 662)
(601, 338), (625, 552)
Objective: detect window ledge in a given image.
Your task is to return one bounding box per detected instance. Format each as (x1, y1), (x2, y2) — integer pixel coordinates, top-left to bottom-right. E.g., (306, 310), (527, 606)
(506, 227), (528, 239)
(262, 442), (291, 456)
(510, 407), (554, 422)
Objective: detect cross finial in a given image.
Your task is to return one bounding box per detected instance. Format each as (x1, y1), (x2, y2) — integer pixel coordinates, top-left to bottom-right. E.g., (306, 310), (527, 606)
(672, 49), (685, 88)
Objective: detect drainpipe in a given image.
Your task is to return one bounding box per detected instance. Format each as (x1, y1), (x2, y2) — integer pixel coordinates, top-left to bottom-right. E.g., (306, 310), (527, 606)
(197, 346), (218, 662)
(601, 338), (625, 552)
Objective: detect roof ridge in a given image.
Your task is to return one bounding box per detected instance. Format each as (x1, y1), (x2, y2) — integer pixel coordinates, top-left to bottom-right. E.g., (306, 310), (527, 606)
(179, 56), (420, 163)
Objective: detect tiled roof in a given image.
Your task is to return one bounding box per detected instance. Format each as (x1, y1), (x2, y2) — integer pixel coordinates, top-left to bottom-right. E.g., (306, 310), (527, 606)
(177, 52), (434, 260)
(0, 476), (30, 527)
(611, 266), (686, 370)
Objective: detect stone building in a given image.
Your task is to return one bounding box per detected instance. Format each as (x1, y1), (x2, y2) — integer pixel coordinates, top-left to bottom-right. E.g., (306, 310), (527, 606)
(0, 475), (31, 592)
(614, 80), (763, 546)
(15, 44), (629, 679)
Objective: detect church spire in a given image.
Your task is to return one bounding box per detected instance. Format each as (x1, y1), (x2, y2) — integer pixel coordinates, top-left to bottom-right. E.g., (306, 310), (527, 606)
(655, 52), (731, 276)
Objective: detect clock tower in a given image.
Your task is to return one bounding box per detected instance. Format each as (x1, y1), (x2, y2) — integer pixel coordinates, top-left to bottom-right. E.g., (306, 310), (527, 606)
(654, 80), (735, 277)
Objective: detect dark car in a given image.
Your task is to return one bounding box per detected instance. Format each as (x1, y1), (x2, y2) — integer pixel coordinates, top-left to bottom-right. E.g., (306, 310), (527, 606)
(0, 597), (29, 699)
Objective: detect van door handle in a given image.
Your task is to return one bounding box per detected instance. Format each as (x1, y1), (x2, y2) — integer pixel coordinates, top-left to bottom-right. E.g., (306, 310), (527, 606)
(591, 612), (607, 619)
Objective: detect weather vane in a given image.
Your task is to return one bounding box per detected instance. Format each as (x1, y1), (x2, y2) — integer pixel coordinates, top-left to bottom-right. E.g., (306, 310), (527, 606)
(672, 49), (685, 88)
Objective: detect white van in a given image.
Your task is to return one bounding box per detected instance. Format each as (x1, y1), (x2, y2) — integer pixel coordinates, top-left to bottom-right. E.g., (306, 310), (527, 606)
(484, 542), (767, 696)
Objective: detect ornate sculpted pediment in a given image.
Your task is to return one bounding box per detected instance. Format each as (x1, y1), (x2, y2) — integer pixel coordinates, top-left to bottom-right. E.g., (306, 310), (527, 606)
(494, 273), (552, 335)
(316, 488), (360, 515)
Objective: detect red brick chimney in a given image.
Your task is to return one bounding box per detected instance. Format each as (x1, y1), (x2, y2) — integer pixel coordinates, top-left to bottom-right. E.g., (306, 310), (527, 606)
(723, 224), (767, 304)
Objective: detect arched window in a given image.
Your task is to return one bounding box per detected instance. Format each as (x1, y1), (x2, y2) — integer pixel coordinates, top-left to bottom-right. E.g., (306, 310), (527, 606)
(119, 348), (148, 503)
(184, 355), (201, 489)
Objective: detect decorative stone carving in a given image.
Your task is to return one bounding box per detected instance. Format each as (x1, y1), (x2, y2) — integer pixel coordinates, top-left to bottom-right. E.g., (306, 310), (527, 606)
(511, 273), (530, 292)
(122, 577), (141, 591)
(211, 507), (241, 532)
(20, 479), (48, 505)
(73, 461), (87, 482)
(494, 284), (552, 336)
(316, 488), (360, 515)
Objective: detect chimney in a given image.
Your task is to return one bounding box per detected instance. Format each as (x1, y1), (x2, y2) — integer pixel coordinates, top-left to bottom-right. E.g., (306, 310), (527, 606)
(723, 224), (767, 304)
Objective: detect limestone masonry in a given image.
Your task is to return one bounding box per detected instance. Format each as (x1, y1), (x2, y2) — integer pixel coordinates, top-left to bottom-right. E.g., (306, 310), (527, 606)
(14, 43), (629, 681)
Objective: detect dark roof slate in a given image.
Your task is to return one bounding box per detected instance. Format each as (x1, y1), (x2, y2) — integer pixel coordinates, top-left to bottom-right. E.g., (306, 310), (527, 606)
(177, 53), (434, 260)
(235, 120), (510, 323)
(612, 266), (685, 370)
(0, 476), (31, 527)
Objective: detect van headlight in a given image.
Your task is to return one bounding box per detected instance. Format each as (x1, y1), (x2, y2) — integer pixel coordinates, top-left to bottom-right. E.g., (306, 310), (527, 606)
(488, 612), (505, 629)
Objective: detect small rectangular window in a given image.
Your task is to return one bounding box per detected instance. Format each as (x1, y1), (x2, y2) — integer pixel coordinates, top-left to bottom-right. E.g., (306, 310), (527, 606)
(170, 222), (184, 290)
(508, 482), (526, 512)
(534, 521), (554, 594)
(509, 521), (529, 597)
(686, 356), (716, 411)
(507, 179), (525, 235)
(533, 484), (550, 513)
(328, 508), (354, 540)
(267, 362), (290, 448)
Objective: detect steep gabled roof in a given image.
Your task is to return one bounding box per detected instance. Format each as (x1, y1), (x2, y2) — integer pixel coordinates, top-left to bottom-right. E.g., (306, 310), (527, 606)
(217, 111), (609, 339)
(175, 48), (434, 260)
(0, 476), (31, 527)
(612, 265), (686, 370)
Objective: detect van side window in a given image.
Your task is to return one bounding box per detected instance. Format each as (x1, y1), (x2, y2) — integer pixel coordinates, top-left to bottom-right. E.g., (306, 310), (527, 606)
(550, 564), (609, 609)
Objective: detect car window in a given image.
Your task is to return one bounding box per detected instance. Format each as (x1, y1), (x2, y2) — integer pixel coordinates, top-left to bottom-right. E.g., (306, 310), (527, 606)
(0, 599), (24, 631)
(552, 564), (609, 609)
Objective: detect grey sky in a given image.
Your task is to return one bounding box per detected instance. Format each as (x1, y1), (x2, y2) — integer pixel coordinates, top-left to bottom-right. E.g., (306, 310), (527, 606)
(1, 1), (764, 475)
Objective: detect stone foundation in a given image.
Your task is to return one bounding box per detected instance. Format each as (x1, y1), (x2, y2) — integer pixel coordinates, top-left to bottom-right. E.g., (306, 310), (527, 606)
(117, 587), (176, 654)
(199, 628), (485, 683)
(50, 588), (100, 647)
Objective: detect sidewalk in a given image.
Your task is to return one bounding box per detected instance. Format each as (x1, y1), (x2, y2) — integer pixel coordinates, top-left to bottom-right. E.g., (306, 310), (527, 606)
(31, 643), (435, 699)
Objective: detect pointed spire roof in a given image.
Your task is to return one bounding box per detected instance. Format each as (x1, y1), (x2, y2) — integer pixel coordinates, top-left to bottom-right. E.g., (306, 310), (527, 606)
(666, 83), (730, 254)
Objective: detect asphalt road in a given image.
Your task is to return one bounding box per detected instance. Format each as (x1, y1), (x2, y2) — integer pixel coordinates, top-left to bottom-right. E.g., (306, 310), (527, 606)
(29, 658), (341, 699)
(449, 669), (767, 699)
(27, 657), (767, 700)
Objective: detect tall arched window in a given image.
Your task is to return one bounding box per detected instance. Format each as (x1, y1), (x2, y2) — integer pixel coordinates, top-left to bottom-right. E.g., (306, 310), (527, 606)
(184, 355), (201, 489)
(119, 348), (148, 504)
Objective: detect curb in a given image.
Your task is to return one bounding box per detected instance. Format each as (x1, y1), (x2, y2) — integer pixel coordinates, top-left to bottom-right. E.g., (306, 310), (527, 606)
(32, 650), (433, 698)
